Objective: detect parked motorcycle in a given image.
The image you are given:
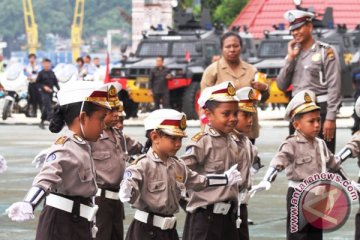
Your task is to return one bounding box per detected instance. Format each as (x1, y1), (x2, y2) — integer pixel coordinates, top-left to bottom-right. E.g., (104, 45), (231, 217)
(0, 63), (28, 120)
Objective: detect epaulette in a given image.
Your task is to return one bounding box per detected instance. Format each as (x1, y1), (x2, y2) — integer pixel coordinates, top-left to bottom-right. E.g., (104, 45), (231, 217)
(317, 41), (330, 48)
(286, 134), (295, 140)
(54, 136), (69, 145)
(191, 131), (205, 142)
(230, 132), (240, 142)
(131, 154), (147, 165)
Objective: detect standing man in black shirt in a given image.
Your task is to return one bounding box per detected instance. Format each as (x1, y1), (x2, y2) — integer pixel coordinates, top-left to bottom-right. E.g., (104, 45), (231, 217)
(149, 55), (171, 109)
(36, 58), (60, 129)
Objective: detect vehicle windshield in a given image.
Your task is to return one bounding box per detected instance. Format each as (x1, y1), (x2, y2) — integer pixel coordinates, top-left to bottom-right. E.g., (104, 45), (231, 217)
(257, 40), (289, 58)
(171, 42), (199, 57)
(137, 42), (169, 57)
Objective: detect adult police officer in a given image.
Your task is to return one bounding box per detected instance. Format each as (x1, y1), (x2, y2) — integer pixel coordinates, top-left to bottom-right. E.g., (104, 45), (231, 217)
(277, 10), (341, 153)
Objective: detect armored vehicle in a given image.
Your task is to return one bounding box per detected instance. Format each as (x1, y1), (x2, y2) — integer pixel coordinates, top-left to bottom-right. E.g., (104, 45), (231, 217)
(109, 7), (223, 119)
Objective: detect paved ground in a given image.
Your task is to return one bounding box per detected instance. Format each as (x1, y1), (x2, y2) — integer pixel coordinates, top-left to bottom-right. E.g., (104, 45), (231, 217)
(0, 123), (358, 239)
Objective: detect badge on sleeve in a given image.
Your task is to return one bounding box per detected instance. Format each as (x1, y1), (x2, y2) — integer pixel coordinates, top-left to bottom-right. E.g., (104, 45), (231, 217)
(123, 170), (132, 180)
(46, 153), (57, 162)
(326, 48), (335, 61)
(185, 147), (193, 155)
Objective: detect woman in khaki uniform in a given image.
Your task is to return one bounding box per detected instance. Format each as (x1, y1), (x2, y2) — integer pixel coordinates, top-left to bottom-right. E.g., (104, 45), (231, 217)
(200, 32), (269, 143)
(6, 81), (111, 240)
(118, 109), (241, 240)
(90, 83), (143, 240)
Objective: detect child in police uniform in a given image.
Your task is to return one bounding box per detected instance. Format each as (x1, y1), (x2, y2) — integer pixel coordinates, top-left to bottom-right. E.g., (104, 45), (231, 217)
(181, 81), (244, 240)
(250, 90), (340, 240)
(118, 109), (241, 240)
(233, 87), (261, 240)
(6, 81), (111, 240)
(90, 82), (142, 240)
(113, 101), (144, 163)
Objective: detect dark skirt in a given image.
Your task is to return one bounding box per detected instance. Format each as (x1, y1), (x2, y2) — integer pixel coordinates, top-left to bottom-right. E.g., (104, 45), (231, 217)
(95, 196), (124, 240)
(35, 205), (92, 240)
(125, 219), (179, 240)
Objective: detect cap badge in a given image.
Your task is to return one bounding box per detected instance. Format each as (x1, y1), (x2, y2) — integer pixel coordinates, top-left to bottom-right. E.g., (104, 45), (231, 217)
(227, 83), (236, 96)
(288, 12), (295, 22)
(108, 85), (117, 97)
(304, 93), (312, 103)
(248, 89), (255, 100)
(180, 115), (187, 130)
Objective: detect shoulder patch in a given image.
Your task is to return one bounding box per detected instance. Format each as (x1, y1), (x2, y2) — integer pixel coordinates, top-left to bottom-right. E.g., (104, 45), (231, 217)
(326, 48), (335, 61)
(54, 136), (68, 145)
(191, 131), (205, 142)
(230, 133), (240, 142)
(318, 41), (330, 48)
(131, 154), (147, 165)
(46, 153), (57, 162)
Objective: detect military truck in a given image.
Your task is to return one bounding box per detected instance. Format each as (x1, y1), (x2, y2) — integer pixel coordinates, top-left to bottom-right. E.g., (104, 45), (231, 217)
(109, 7), (223, 119)
(253, 3), (359, 104)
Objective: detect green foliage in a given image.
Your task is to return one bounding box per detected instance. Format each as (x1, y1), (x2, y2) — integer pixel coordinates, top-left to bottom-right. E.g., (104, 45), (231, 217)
(213, 0), (248, 26)
(0, 0), (130, 50)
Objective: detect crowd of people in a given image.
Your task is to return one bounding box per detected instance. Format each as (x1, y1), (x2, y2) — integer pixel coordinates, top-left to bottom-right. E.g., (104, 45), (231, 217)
(1, 8), (360, 240)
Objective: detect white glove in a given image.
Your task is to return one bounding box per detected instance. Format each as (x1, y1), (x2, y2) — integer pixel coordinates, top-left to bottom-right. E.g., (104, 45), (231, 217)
(351, 181), (360, 193)
(6, 202), (34, 222)
(32, 149), (49, 169)
(249, 180), (271, 198)
(0, 155), (7, 173)
(119, 180), (133, 203)
(224, 164), (242, 185)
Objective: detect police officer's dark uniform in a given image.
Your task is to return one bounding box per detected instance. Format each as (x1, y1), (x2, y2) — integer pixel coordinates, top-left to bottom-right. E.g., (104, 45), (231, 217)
(149, 65), (170, 109)
(277, 9), (342, 153)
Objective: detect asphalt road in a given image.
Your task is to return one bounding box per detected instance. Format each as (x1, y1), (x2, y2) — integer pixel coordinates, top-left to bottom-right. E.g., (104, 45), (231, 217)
(0, 125), (358, 239)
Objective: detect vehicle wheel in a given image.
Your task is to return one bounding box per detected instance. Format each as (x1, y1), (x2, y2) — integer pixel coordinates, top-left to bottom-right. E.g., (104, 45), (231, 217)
(182, 81), (200, 120)
(2, 99), (11, 120)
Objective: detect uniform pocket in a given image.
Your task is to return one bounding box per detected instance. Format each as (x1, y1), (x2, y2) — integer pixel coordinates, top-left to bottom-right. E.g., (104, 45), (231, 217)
(295, 156), (312, 165)
(92, 151), (111, 170)
(78, 168), (93, 182)
(203, 161), (223, 173)
(148, 181), (166, 192)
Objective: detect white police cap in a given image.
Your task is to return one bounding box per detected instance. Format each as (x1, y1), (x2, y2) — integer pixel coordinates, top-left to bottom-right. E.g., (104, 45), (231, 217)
(144, 109), (187, 137)
(197, 81), (239, 109)
(57, 81), (111, 109)
(284, 90), (320, 121)
(236, 87), (257, 113)
(284, 9), (314, 31)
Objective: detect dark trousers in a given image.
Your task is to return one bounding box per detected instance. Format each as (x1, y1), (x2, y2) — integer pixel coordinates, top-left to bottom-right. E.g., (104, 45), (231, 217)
(289, 102), (336, 153)
(28, 82), (42, 113)
(40, 91), (53, 121)
(95, 196), (124, 240)
(36, 205), (92, 240)
(286, 187), (323, 240)
(182, 206), (239, 240)
(125, 219), (179, 240)
(153, 91), (170, 110)
(238, 204), (249, 240)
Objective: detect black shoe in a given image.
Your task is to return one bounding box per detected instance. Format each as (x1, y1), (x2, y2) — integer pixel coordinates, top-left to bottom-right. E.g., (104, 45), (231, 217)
(39, 121), (45, 129)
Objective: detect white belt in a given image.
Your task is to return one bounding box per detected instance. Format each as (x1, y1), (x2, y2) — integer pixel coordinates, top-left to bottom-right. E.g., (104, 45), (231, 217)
(96, 188), (119, 200)
(288, 180), (302, 189)
(134, 210), (176, 230)
(316, 95), (328, 103)
(46, 193), (98, 222)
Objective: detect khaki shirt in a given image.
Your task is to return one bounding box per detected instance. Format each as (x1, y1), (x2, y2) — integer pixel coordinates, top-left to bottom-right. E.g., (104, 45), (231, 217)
(277, 41), (341, 120)
(116, 129), (144, 160)
(181, 126), (243, 212)
(200, 57), (260, 139)
(125, 148), (207, 216)
(33, 131), (97, 197)
(270, 131), (339, 181)
(344, 131), (360, 167)
(90, 128), (127, 188)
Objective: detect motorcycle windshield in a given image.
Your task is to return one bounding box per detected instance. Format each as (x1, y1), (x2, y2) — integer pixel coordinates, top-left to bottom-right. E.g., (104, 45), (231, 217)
(6, 63), (24, 81)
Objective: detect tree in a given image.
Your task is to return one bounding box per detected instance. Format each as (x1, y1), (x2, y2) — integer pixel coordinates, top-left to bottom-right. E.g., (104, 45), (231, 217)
(213, 0), (248, 26)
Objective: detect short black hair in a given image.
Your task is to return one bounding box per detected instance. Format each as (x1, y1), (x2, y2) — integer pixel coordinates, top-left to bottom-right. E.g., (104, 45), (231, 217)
(204, 100), (222, 112)
(220, 31), (243, 48)
(28, 53), (36, 59)
(292, 109), (320, 122)
(43, 58), (51, 63)
(76, 57), (84, 64)
(85, 55), (91, 60)
(49, 101), (103, 133)
(157, 55), (164, 61)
